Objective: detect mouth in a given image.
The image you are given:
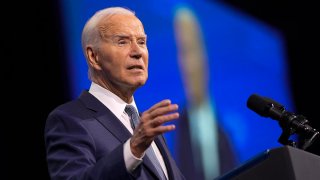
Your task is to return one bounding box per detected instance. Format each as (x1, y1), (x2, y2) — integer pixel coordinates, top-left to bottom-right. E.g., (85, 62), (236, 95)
(127, 65), (143, 70)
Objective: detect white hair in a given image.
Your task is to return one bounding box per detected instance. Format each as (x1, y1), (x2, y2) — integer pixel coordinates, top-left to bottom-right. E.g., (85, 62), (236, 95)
(81, 7), (135, 53)
(81, 7), (135, 79)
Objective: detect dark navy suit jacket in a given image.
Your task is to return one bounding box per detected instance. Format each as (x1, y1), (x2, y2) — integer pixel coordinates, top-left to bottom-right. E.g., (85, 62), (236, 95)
(45, 90), (185, 180)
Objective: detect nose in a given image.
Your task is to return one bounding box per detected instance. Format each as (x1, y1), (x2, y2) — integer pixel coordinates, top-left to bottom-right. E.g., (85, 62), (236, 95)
(129, 41), (143, 59)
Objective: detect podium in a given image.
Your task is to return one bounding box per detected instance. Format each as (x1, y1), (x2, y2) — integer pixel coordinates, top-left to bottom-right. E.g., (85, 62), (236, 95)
(216, 146), (320, 180)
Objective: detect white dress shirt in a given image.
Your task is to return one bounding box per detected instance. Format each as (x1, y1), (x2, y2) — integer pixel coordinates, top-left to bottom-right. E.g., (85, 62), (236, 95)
(89, 82), (168, 179)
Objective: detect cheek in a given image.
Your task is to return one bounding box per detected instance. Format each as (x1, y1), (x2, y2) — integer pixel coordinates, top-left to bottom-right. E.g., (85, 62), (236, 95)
(143, 50), (149, 68)
(99, 49), (123, 69)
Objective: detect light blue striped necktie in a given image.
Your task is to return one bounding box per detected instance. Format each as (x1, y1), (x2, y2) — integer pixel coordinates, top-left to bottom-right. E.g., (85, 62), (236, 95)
(125, 105), (167, 180)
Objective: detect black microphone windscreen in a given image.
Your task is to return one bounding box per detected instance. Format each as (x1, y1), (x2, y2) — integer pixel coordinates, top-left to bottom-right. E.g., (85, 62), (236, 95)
(247, 94), (271, 117)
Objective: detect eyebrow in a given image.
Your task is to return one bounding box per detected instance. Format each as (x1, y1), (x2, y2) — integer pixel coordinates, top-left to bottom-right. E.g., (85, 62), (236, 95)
(113, 34), (147, 39)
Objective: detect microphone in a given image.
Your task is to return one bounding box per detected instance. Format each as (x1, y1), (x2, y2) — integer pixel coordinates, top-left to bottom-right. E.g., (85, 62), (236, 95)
(247, 94), (284, 121)
(247, 94), (319, 150)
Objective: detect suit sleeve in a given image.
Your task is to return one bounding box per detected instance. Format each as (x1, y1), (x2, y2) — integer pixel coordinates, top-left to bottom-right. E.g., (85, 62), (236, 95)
(44, 109), (134, 180)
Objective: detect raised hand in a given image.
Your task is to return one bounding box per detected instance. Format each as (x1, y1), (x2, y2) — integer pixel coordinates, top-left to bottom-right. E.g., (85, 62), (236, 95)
(130, 99), (179, 157)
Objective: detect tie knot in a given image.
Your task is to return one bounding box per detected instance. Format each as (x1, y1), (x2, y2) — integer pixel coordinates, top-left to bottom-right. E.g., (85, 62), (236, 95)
(125, 105), (136, 114)
(125, 105), (140, 129)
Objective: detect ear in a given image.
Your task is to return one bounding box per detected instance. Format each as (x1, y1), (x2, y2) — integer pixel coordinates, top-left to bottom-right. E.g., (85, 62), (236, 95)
(86, 46), (102, 70)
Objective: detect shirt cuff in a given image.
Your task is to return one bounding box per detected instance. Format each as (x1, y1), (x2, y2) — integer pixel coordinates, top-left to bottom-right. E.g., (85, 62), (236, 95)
(123, 138), (144, 172)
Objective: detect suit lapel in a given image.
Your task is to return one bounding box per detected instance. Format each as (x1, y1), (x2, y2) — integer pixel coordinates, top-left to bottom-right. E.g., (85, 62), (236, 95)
(79, 90), (132, 143)
(95, 113), (132, 143)
(79, 91), (163, 178)
(143, 150), (163, 179)
(155, 136), (174, 179)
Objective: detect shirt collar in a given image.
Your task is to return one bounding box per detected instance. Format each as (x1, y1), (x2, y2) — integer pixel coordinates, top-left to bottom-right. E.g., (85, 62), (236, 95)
(89, 82), (138, 119)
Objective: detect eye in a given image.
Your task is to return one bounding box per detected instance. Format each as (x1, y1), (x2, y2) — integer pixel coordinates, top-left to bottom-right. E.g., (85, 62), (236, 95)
(117, 39), (130, 46)
(137, 39), (146, 46)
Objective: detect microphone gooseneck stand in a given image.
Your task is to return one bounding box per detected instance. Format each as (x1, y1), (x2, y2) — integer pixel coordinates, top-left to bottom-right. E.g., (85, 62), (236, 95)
(276, 108), (320, 150)
(247, 94), (320, 151)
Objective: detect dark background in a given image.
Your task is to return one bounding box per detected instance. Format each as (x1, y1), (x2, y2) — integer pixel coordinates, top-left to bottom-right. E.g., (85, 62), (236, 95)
(4, 0), (319, 179)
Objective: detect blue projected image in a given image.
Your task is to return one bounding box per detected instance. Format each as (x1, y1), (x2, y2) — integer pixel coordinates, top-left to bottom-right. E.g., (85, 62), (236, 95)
(59, 0), (294, 178)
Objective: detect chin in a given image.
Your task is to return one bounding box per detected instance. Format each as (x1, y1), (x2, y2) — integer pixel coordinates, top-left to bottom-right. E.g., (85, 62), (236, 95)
(126, 75), (148, 88)
(135, 76), (147, 84)
(136, 80), (147, 86)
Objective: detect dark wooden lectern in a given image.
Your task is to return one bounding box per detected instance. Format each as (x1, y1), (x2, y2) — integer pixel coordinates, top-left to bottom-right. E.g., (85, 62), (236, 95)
(216, 146), (320, 180)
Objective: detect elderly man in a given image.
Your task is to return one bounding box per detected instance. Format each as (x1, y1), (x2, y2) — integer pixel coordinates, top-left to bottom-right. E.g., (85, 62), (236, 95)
(45, 7), (185, 180)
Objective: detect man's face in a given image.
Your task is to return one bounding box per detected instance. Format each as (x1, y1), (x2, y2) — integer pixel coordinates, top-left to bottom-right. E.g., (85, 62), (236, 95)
(95, 14), (148, 91)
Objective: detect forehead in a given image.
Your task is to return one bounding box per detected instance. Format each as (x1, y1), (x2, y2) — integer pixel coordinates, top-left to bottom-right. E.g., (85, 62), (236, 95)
(100, 14), (145, 36)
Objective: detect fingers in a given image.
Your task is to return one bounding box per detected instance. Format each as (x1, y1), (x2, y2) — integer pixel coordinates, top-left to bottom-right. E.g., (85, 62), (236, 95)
(146, 99), (172, 113)
(130, 99), (179, 156)
(139, 100), (179, 134)
(130, 122), (176, 157)
(150, 112), (179, 127)
(139, 99), (180, 138)
(143, 99), (179, 119)
(140, 100), (179, 132)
